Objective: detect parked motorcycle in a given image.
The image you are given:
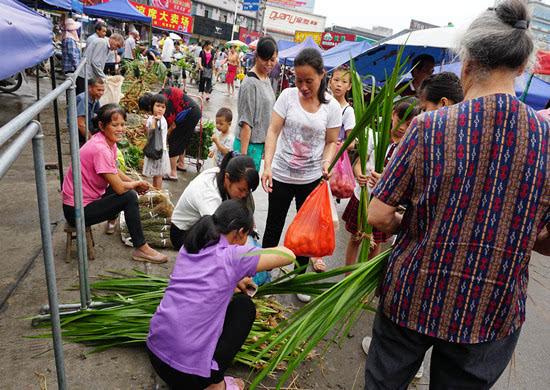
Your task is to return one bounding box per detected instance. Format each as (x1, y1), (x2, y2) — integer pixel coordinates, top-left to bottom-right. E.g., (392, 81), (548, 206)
(0, 71), (27, 93)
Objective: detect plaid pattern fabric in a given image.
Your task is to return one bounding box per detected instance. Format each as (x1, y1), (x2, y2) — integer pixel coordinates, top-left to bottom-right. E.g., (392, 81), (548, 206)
(342, 195), (360, 234)
(373, 94), (550, 343)
(61, 39), (81, 72)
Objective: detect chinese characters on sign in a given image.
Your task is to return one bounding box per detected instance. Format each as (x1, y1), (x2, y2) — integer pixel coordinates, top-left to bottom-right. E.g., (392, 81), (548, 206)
(320, 32), (355, 49)
(239, 27), (261, 44)
(263, 5), (325, 36)
(269, 10), (318, 26)
(266, 0), (315, 13)
(130, 1), (193, 34)
(150, 0), (192, 14)
(294, 31), (322, 45)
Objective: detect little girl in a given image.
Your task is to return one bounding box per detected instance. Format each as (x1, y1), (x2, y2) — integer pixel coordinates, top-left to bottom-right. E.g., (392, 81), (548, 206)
(329, 65), (356, 150)
(146, 199), (295, 390)
(342, 98), (420, 268)
(142, 94), (171, 189)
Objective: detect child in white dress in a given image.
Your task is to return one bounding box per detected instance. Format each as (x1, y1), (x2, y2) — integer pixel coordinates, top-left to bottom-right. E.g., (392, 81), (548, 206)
(143, 94), (171, 189)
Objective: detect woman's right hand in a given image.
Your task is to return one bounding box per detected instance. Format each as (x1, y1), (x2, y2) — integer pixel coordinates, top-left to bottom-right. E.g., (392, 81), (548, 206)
(261, 167), (273, 193)
(357, 173), (368, 187)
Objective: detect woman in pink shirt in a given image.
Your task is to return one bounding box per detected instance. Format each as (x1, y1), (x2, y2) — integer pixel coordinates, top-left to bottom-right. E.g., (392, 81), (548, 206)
(62, 104), (168, 263)
(198, 40), (214, 101)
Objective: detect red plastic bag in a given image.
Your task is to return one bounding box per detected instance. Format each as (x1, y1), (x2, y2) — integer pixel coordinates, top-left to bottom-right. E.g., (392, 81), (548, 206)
(284, 181), (335, 257)
(329, 146), (355, 199)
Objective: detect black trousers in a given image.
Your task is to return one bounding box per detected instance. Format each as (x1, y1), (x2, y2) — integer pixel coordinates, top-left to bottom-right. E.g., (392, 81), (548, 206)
(262, 178), (320, 274)
(198, 72), (212, 93)
(147, 295), (256, 389)
(169, 223), (188, 252)
(364, 311), (521, 390)
(63, 187), (146, 248)
(168, 105), (202, 158)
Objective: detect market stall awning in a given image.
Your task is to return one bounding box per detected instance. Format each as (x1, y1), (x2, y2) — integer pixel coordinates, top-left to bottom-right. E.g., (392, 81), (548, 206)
(277, 40), (298, 52)
(279, 36), (323, 66)
(83, 0), (152, 23)
(44, 0), (82, 12)
(352, 27), (458, 82)
(322, 40), (373, 71)
(0, 0), (54, 79)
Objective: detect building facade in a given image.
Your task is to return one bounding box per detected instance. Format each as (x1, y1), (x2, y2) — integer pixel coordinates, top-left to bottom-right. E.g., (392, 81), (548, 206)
(263, 3), (325, 42)
(324, 24), (392, 44)
(530, 0), (550, 50)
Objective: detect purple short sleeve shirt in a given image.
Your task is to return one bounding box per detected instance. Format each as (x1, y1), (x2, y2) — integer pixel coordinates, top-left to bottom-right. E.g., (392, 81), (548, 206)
(146, 236), (260, 377)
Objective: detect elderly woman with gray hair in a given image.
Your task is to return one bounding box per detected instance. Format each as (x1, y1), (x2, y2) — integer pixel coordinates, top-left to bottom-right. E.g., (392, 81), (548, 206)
(364, 1), (550, 388)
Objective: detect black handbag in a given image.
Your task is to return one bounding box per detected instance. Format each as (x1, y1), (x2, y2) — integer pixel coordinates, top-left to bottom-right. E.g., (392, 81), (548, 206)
(143, 119), (163, 160)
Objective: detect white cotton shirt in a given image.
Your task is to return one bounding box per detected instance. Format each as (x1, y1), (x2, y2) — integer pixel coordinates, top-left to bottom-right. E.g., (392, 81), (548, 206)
(271, 88), (342, 184)
(353, 130), (375, 200)
(161, 37), (174, 62)
(213, 131), (235, 166)
(340, 104), (356, 141)
(171, 167), (222, 230)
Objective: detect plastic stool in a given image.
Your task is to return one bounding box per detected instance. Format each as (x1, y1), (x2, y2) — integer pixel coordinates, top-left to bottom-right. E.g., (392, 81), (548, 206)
(64, 221), (95, 263)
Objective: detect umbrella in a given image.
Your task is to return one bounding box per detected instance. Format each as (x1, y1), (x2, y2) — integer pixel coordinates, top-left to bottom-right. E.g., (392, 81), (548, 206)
(169, 32), (181, 40)
(226, 39), (248, 48)
(352, 27), (459, 82)
(248, 39), (259, 50)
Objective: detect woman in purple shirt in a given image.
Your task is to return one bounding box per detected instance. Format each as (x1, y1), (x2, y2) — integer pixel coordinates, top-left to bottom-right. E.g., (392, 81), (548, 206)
(146, 199), (295, 389)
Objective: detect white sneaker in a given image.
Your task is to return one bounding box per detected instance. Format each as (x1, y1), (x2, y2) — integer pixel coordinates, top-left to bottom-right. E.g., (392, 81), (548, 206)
(361, 336), (372, 355)
(415, 362), (424, 379)
(296, 294), (312, 302)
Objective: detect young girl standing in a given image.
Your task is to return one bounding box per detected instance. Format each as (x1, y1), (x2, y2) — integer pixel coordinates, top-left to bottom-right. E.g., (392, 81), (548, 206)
(329, 65), (356, 149)
(342, 98), (420, 268)
(147, 199), (295, 390)
(142, 94), (171, 189)
(261, 48), (341, 302)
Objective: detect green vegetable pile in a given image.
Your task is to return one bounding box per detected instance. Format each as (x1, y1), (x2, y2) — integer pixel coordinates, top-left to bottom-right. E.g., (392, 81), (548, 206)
(186, 119), (215, 161)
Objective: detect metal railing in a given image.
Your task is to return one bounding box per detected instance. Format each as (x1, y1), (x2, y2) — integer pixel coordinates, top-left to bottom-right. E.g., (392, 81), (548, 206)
(0, 57), (92, 390)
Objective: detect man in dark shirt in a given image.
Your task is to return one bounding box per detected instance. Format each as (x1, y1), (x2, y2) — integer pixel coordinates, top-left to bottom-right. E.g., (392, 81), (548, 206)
(69, 77), (104, 145)
(398, 54), (434, 97)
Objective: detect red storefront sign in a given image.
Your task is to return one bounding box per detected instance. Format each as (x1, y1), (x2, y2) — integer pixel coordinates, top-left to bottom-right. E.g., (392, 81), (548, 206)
(150, 0), (192, 15)
(320, 32), (355, 50)
(130, 1), (193, 34)
(239, 28), (261, 45)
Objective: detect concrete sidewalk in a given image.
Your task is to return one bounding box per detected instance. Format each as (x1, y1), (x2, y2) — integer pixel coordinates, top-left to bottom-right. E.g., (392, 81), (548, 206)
(0, 76), (549, 389)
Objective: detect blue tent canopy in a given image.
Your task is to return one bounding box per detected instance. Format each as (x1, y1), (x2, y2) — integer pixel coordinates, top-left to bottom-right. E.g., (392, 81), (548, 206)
(0, 0), (54, 79)
(322, 40), (373, 71)
(352, 27), (457, 82)
(84, 0), (152, 23)
(44, 0), (82, 12)
(405, 61), (550, 111)
(277, 40), (298, 52)
(279, 36), (323, 67)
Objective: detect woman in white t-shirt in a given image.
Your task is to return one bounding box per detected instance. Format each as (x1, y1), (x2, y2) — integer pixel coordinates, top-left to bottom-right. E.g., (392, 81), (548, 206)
(170, 153), (259, 250)
(261, 49), (342, 302)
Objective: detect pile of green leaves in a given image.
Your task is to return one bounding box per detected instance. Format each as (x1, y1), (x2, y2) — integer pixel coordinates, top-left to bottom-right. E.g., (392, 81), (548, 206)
(121, 143), (144, 171)
(185, 119), (215, 160)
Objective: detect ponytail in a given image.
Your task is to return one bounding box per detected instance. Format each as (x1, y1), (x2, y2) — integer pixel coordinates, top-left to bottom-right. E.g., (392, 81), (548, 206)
(217, 152), (259, 200)
(183, 199), (254, 253)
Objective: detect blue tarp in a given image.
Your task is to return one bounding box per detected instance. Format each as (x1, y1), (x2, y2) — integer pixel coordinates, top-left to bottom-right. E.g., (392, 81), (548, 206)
(277, 40), (298, 52)
(322, 40), (373, 71)
(405, 61), (550, 111)
(84, 0), (152, 23)
(351, 27), (457, 82)
(44, 0), (82, 12)
(0, 0), (54, 79)
(278, 36), (323, 67)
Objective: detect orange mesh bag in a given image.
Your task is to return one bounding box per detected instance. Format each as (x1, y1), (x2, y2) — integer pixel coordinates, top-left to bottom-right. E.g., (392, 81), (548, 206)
(284, 181), (335, 257)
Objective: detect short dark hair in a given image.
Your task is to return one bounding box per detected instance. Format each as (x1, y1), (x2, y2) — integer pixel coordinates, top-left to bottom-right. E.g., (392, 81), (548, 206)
(411, 54), (435, 74)
(138, 92), (154, 112)
(418, 72), (464, 105)
(216, 107), (233, 122)
(162, 31), (169, 37)
(88, 76), (105, 87)
(256, 35), (278, 61)
(105, 29), (112, 38)
(394, 97), (421, 121)
(94, 22), (106, 33)
(151, 93), (168, 107)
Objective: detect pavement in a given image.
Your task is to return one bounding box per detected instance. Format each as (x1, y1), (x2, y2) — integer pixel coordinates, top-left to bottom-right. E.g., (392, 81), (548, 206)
(0, 74), (549, 390)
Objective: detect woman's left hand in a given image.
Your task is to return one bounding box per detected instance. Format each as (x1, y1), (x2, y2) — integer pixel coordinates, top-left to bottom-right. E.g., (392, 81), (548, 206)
(322, 160), (332, 180)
